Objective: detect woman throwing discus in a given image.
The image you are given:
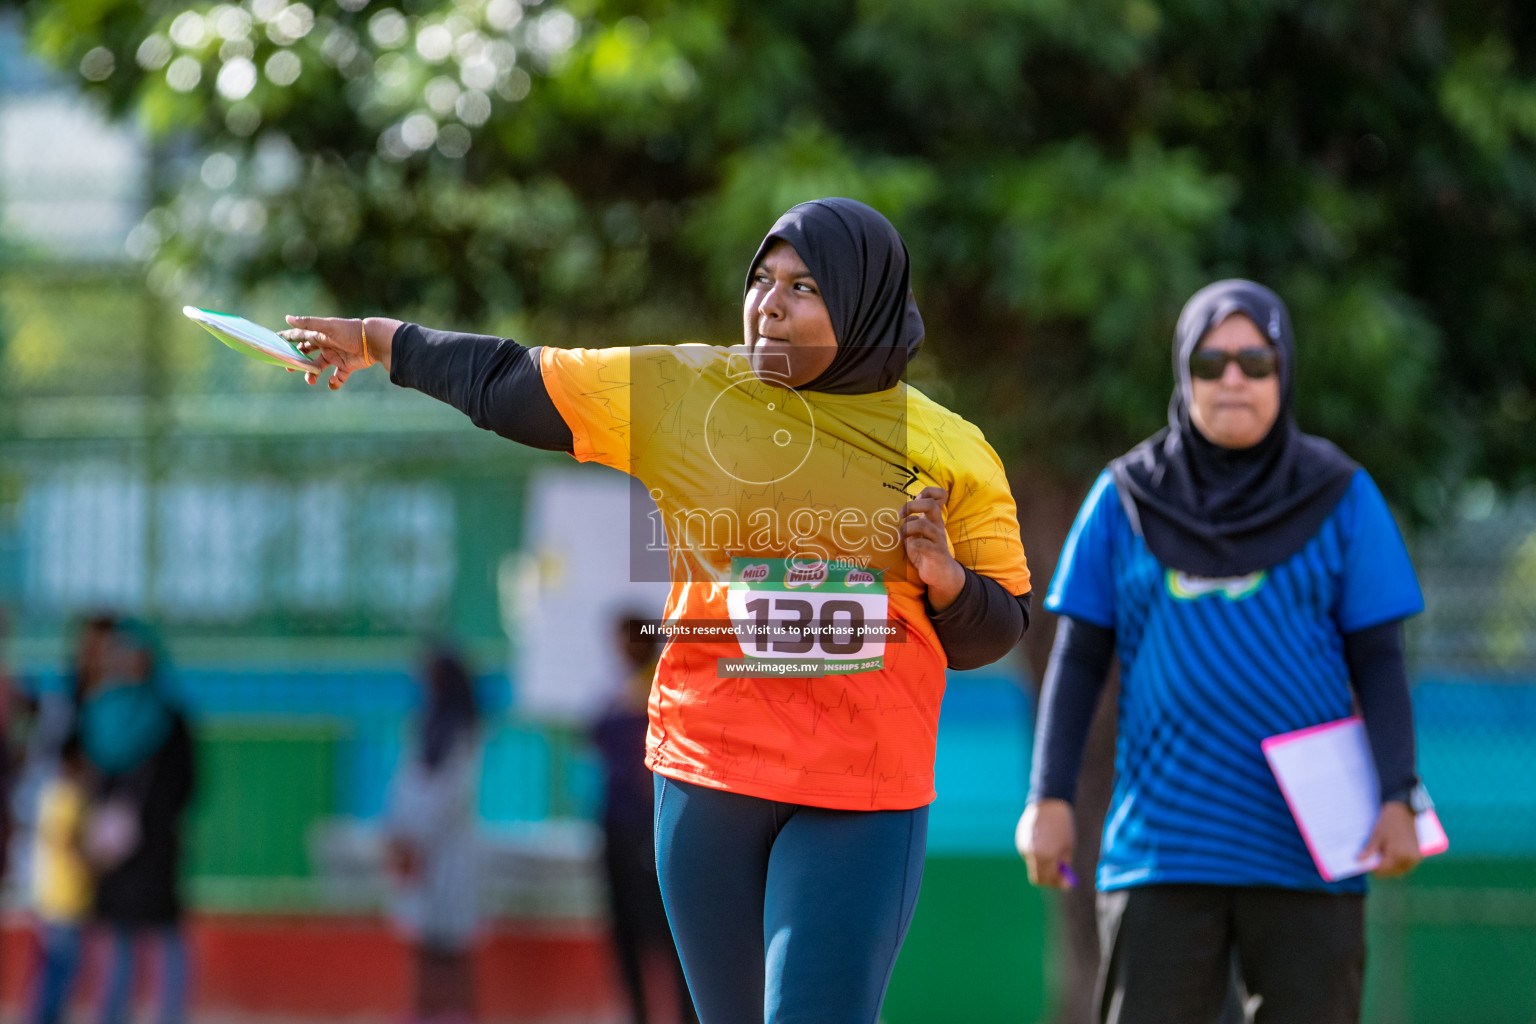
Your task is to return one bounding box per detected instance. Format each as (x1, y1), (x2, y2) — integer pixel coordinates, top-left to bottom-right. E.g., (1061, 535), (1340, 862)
(286, 198), (1031, 1023)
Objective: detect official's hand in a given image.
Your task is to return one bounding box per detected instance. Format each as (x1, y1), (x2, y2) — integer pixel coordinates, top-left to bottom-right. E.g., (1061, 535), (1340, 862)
(1362, 801), (1421, 878)
(281, 315), (397, 389)
(1017, 798), (1077, 889)
(899, 486), (965, 610)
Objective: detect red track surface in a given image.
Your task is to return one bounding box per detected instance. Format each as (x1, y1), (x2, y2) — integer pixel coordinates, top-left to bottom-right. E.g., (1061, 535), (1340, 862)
(1, 915), (630, 1021)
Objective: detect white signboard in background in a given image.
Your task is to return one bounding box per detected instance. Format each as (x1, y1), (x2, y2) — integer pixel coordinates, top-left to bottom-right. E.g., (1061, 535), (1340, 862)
(505, 469), (670, 722)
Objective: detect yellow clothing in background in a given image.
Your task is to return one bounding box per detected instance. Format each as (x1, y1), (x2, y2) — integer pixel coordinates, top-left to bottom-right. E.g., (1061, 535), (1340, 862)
(32, 778), (92, 923)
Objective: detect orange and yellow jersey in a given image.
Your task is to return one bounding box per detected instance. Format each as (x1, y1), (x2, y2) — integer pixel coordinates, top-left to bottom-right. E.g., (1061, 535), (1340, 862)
(541, 343), (1029, 810)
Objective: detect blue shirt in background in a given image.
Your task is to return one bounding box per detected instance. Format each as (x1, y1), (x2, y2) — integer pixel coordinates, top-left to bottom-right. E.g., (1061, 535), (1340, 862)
(1046, 468), (1424, 894)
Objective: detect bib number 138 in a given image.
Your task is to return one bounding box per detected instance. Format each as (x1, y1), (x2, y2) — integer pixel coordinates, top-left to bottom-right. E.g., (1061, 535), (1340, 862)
(726, 558), (889, 674)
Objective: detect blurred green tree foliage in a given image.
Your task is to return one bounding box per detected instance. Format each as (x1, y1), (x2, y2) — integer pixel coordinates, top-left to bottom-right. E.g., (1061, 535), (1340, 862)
(21, 0), (1536, 504)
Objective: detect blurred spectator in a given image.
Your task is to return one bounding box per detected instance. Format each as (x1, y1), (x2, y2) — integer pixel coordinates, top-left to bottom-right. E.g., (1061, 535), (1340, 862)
(0, 606), (15, 878)
(7, 687), (39, 887)
(590, 616), (696, 1024)
(29, 730), (92, 1024)
(384, 648), (483, 1024)
(0, 606), (13, 1005)
(80, 620), (195, 1024)
(9, 615), (117, 891)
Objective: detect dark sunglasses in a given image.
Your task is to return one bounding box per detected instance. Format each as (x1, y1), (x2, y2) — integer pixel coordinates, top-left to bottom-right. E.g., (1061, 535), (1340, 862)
(1189, 347), (1278, 381)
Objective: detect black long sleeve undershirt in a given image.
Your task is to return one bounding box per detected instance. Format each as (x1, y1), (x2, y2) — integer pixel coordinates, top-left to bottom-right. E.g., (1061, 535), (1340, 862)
(1028, 615), (1417, 806)
(1027, 617), (1116, 804)
(389, 323), (574, 452)
(1344, 620), (1418, 805)
(928, 571), (1031, 670)
(392, 322), (1030, 666)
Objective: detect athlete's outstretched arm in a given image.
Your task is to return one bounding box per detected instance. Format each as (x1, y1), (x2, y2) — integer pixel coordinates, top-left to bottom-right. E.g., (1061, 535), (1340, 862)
(282, 317), (573, 452)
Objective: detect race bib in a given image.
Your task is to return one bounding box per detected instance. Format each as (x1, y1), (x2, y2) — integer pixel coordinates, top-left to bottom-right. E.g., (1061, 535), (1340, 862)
(724, 558), (892, 676)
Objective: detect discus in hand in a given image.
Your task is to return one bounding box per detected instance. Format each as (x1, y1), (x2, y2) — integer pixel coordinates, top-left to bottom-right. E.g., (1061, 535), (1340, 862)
(281, 315), (376, 390)
(183, 306), (320, 374)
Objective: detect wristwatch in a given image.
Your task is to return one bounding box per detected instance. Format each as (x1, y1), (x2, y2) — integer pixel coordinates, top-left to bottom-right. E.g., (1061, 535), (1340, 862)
(1384, 779), (1433, 813)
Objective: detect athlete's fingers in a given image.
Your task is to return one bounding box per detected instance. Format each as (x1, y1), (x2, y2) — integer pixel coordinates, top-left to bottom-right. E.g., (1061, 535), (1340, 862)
(899, 498), (940, 520)
(286, 314), (348, 335)
(285, 319), (359, 364)
(900, 489), (949, 534)
(899, 497), (946, 526)
(899, 487), (947, 511)
(300, 353), (329, 385)
(285, 332), (326, 361)
(899, 513), (937, 535)
(285, 328), (336, 355)
(292, 334), (344, 379)
(898, 515), (945, 546)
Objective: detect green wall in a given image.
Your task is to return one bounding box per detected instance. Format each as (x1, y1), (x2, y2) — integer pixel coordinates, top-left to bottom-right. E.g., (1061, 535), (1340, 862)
(1364, 859), (1536, 1024)
(885, 857), (1048, 1024)
(884, 856), (1536, 1024)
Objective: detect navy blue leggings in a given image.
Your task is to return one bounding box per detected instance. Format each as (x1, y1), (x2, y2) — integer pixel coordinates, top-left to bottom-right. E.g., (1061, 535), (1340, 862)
(653, 775), (928, 1024)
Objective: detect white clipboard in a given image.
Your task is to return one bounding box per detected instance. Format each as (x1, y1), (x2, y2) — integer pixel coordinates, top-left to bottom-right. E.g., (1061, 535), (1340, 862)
(1263, 716), (1448, 882)
(184, 306), (319, 373)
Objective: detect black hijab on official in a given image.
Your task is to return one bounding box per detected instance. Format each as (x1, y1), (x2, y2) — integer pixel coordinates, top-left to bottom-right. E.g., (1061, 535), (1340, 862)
(1110, 279), (1359, 578)
(747, 198), (925, 394)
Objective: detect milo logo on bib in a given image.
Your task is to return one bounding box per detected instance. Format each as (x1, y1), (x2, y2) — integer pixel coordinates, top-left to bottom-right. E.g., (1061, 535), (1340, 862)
(784, 562), (829, 588)
(723, 557), (891, 676)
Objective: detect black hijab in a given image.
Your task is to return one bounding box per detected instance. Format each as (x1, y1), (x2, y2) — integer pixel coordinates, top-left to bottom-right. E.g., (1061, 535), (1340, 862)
(419, 650), (479, 770)
(1109, 279), (1358, 578)
(746, 198), (925, 394)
